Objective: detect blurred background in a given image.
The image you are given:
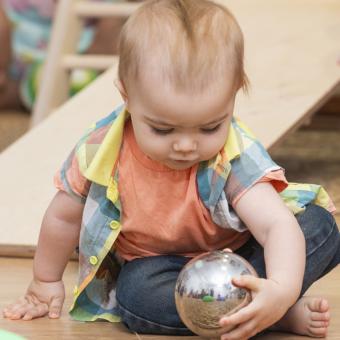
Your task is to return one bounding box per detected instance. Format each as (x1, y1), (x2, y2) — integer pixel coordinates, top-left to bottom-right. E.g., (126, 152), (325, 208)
(0, 0), (339, 227)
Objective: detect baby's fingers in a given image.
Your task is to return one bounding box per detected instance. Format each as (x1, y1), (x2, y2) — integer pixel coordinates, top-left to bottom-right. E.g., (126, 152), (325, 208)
(3, 300), (48, 320)
(232, 275), (262, 292)
(22, 303), (49, 321)
(48, 296), (64, 319)
(3, 299), (29, 319)
(220, 319), (259, 340)
(4, 304), (32, 320)
(219, 302), (258, 328)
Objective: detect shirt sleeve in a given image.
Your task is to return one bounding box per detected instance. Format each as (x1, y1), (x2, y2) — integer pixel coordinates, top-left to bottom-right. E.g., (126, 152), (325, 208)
(222, 118), (335, 217)
(257, 169), (288, 191)
(228, 169), (288, 207)
(224, 136), (288, 207)
(54, 147), (91, 204)
(53, 106), (126, 202)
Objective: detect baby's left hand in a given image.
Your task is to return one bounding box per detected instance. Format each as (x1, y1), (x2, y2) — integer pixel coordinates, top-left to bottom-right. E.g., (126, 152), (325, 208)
(218, 275), (291, 340)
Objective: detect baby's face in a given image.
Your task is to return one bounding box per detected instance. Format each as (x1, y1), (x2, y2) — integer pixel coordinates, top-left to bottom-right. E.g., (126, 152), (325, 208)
(125, 78), (236, 170)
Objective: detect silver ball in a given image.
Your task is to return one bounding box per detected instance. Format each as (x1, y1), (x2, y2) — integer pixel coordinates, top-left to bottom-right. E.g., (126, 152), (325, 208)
(175, 251), (258, 338)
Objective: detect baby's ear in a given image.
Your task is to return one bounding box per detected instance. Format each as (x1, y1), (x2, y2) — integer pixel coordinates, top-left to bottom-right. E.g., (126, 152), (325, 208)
(114, 78), (128, 104)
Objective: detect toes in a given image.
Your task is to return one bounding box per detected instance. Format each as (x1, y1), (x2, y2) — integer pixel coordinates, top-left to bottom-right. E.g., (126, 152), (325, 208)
(310, 320), (330, 328)
(308, 326), (328, 338)
(311, 311), (331, 322)
(307, 297), (329, 313)
(318, 299), (329, 313)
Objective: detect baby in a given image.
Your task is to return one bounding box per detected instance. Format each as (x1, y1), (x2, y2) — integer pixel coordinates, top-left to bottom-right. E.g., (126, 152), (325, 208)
(3, 0), (340, 339)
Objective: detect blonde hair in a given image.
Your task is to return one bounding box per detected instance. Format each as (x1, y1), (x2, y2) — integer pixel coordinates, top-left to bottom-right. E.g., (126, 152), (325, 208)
(118, 0), (249, 94)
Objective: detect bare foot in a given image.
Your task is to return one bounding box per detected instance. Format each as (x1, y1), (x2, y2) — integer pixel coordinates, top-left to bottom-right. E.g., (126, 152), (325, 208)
(271, 296), (330, 337)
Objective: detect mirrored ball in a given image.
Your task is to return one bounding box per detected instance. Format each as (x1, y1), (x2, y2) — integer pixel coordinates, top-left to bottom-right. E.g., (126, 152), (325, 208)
(175, 251), (258, 338)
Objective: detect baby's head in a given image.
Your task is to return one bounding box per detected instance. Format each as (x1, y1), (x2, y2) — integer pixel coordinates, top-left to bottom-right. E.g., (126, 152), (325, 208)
(117, 0), (248, 170)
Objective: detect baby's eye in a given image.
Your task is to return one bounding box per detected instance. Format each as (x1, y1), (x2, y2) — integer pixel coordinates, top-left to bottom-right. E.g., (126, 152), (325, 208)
(150, 126), (174, 135)
(200, 124), (222, 134)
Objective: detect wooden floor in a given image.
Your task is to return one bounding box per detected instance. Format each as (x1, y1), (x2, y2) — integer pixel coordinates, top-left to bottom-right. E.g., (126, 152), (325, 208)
(0, 258), (339, 339)
(0, 96), (339, 338)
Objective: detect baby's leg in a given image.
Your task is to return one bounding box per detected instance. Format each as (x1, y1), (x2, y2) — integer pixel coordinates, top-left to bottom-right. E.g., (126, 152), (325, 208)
(237, 204), (340, 337)
(115, 255), (193, 335)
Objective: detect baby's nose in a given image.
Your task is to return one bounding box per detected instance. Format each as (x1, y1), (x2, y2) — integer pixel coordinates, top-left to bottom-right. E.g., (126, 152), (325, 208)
(173, 138), (197, 153)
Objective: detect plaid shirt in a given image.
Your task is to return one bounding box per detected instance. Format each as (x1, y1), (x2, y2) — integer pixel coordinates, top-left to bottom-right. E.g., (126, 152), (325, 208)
(55, 104), (335, 322)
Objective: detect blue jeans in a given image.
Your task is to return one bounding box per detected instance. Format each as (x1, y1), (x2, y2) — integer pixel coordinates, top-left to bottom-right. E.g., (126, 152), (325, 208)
(115, 204), (340, 335)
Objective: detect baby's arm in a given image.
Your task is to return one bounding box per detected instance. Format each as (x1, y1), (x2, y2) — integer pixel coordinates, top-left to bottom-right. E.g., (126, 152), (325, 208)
(3, 190), (84, 320)
(0, 5), (11, 88)
(219, 182), (306, 339)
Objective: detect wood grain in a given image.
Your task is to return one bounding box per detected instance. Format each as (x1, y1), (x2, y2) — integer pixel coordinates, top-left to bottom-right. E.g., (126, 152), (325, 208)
(0, 257), (339, 339)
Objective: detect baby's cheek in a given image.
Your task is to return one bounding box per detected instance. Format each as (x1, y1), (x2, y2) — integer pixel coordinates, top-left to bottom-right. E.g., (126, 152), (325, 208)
(202, 136), (225, 158)
(155, 141), (171, 158)
(144, 138), (168, 158)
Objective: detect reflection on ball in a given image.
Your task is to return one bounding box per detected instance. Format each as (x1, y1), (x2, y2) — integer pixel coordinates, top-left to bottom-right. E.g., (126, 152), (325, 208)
(175, 251), (258, 338)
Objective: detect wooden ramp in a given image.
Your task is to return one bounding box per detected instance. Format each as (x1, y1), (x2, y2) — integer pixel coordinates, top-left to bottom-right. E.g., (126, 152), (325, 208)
(0, 0), (339, 254)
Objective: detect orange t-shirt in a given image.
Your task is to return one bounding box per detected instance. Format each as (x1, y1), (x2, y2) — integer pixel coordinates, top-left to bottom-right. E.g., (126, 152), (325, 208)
(115, 120), (251, 261)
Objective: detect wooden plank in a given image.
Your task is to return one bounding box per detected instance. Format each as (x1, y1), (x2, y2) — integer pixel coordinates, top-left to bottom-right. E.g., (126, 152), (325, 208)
(217, 0), (340, 149)
(75, 1), (141, 18)
(0, 0), (339, 253)
(0, 65), (120, 255)
(62, 54), (117, 70)
(31, 0), (84, 127)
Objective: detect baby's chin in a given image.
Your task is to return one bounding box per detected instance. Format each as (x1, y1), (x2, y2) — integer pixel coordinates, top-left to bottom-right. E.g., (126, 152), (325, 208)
(163, 159), (200, 171)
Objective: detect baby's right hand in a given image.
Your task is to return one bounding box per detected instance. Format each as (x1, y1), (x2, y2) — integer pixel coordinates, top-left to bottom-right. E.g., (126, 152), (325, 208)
(3, 279), (65, 320)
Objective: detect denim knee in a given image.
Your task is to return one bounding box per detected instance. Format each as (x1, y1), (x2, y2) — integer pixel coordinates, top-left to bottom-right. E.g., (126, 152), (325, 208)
(115, 256), (192, 335)
(296, 204), (340, 294)
(297, 204), (339, 258)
